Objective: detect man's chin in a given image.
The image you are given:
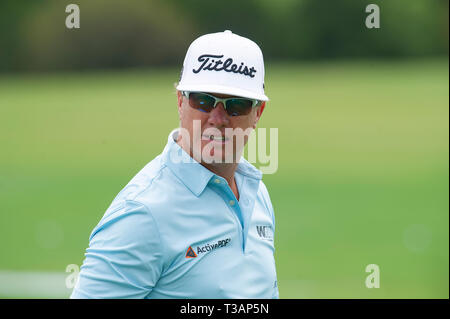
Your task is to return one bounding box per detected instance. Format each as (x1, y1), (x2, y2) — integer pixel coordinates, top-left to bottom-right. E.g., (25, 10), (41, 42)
(201, 149), (240, 164)
(190, 140), (242, 164)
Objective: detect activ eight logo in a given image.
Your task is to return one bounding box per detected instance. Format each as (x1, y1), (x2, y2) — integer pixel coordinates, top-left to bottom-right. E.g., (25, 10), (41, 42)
(186, 238), (232, 258)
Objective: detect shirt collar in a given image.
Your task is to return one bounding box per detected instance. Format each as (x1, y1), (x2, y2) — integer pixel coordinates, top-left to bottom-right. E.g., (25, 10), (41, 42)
(162, 129), (262, 197)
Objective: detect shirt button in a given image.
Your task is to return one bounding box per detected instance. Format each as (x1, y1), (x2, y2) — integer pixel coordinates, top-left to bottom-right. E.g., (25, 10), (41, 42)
(214, 178), (221, 184)
(229, 200), (235, 206)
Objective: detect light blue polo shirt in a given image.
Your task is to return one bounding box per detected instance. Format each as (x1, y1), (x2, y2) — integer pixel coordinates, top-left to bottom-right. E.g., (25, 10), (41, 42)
(71, 130), (279, 299)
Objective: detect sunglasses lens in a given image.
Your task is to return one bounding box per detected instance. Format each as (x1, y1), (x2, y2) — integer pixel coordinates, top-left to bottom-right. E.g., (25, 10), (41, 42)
(188, 93), (215, 113)
(226, 99), (254, 116)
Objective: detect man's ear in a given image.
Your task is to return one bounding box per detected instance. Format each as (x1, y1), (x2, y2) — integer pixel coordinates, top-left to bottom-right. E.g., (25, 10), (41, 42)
(177, 91), (183, 120)
(253, 101), (266, 128)
(177, 91), (183, 108)
(258, 101), (266, 117)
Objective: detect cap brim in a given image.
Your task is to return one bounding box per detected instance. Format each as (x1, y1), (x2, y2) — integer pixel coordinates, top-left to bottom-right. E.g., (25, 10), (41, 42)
(176, 83), (269, 101)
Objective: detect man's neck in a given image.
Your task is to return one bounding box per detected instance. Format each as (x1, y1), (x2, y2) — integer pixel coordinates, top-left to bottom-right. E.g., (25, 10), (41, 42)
(201, 162), (238, 185)
(203, 162), (240, 201)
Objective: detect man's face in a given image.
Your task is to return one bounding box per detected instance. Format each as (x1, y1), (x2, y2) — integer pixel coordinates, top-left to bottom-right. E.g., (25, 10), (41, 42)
(177, 91), (265, 164)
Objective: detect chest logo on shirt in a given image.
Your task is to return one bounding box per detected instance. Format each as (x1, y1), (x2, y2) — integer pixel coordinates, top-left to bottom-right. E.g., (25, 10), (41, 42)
(185, 238), (231, 258)
(185, 246), (198, 258)
(256, 225), (274, 241)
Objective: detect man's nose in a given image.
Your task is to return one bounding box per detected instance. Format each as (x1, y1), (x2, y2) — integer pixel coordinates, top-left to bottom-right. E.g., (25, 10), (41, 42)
(207, 102), (230, 127)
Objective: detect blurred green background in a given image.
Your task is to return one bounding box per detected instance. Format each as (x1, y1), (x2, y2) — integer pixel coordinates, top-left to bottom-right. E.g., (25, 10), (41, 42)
(0, 0), (448, 298)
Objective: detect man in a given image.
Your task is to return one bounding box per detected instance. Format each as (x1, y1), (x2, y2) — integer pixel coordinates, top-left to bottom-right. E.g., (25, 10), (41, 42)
(71, 30), (278, 299)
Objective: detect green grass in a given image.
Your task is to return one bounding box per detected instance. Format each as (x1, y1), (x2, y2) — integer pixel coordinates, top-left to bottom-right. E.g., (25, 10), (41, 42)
(0, 59), (448, 298)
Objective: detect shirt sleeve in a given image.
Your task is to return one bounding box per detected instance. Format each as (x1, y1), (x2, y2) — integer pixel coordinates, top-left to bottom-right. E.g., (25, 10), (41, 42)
(70, 200), (164, 299)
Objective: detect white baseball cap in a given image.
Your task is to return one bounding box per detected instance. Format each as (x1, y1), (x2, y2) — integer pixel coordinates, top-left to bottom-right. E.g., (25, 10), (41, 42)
(176, 30), (268, 101)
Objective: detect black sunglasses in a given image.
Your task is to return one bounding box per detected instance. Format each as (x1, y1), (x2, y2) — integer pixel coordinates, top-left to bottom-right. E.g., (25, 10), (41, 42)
(182, 91), (262, 117)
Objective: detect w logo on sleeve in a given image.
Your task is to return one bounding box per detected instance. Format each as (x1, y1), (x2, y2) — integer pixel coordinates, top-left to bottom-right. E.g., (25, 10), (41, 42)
(256, 225), (274, 241)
